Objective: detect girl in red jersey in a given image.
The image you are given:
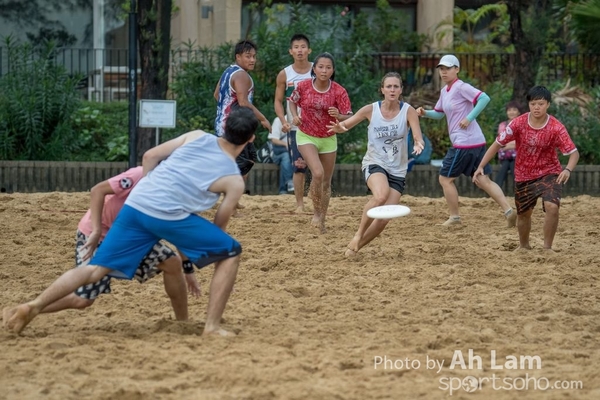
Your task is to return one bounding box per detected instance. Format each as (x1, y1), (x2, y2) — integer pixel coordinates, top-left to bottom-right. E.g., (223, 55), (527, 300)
(289, 53), (352, 233)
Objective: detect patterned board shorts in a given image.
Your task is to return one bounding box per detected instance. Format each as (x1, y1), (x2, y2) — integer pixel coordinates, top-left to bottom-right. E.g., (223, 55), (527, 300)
(74, 230), (177, 300)
(514, 174), (562, 214)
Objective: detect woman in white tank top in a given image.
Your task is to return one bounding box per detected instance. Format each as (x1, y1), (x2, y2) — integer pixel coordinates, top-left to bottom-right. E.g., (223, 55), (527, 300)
(327, 72), (426, 256)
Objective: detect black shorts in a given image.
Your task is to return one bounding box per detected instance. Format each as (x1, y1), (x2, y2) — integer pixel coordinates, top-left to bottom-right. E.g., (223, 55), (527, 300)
(363, 165), (406, 194)
(236, 142), (257, 176)
(440, 145), (492, 178)
(515, 174), (562, 214)
(287, 130), (307, 173)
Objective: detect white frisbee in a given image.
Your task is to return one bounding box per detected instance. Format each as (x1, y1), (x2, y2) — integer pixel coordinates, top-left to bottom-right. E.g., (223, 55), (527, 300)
(367, 204), (411, 219)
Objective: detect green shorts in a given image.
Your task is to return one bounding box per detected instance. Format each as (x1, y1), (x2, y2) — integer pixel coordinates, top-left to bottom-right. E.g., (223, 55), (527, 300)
(296, 129), (337, 154)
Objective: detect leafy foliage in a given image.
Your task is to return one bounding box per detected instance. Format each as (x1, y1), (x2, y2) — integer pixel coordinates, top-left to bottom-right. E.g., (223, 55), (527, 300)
(0, 38), (82, 160)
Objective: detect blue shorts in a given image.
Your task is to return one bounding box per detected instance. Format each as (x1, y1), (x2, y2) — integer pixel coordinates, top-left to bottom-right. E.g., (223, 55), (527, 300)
(363, 165), (406, 194)
(287, 130), (307, 173)
(90, 205), (242, 279)
(440, 145), (492, 178)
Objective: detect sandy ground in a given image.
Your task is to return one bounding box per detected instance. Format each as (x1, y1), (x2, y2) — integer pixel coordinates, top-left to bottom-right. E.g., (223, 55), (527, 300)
(0, 192), (599, 400)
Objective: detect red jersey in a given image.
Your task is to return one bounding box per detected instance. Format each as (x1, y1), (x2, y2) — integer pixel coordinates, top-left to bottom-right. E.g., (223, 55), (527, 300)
(496, 113), (577, 182)
(289, 79), (352, 138)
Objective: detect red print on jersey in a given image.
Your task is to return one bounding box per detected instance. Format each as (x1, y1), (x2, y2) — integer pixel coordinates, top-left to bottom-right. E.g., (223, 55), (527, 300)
(496, 113), (576, 182)
(290, 79), (352, 138)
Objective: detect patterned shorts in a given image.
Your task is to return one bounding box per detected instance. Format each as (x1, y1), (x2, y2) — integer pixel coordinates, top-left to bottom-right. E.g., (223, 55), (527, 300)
(74, 230), (177, 300)
(514, 174), (562, 214)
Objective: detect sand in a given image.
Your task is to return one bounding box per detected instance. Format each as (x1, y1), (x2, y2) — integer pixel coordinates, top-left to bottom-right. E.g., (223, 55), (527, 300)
(0, 192), (599, 400)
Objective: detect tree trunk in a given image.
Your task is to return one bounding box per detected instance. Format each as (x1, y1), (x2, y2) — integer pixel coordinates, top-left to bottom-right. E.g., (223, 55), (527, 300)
(136, 0), (172, 161)
(507, 0), (550, 103)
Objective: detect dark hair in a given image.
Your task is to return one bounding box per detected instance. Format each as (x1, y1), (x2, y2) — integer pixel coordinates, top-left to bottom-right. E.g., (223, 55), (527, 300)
(223, 106), (259, 145)
(290, 34), (310, 48)
(234, 39), (257, 57)
(505, 100), (521, 111)
(526, 86), (551, 103)
(311, 52), (336, 81)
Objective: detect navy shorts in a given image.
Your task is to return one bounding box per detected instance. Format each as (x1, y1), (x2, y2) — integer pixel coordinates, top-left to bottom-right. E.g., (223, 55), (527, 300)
(287, 130), (307, 173)
(363, 165), (406, 194)
(90, 205), (242, 279)
(440, 145), (492, 178)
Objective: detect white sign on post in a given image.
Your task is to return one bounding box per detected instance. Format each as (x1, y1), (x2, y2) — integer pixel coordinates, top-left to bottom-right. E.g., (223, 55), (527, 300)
(139, 100), (177, 146)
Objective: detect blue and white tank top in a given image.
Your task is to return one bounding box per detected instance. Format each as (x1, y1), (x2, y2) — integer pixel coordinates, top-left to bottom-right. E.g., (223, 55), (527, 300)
(126, 134), (240, 220)
(215, 65), (254, 136)
(361, 101), (410, 178)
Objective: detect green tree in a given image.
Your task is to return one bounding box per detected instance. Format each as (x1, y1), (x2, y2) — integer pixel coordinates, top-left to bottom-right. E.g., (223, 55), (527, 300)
(506, 0), (552, 102)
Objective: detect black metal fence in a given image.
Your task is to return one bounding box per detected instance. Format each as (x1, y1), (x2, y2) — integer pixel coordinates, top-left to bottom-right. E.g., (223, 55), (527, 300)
(1, 47), (599, 102)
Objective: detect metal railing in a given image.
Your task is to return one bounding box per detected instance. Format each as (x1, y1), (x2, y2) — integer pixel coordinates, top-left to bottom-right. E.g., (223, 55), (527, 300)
(1, 47), (598, 102)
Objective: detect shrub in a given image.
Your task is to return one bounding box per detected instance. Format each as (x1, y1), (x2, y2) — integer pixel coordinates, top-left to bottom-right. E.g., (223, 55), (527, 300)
(0, 38), (82, 160)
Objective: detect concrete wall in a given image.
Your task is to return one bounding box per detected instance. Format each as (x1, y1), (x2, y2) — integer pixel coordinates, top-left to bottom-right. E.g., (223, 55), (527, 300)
(171, 0), (452, 50)
(172, 0), (241, 48)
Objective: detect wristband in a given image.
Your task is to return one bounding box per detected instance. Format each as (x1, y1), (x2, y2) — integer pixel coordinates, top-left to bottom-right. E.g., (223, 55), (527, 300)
(182, 260), (195, 274)
(564, 167), (572, 173)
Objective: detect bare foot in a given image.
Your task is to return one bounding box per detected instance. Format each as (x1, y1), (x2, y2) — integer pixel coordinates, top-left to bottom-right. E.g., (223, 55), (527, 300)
(6, 304), (37, 334)
(294, 206), (305, 214)
(347, 235), (360, 252)
(235, 202), (245, 210)
(514, 245), (532, 252)
(3, 307), (17, 328)
(203, 327), (237, 337)
(344, 248), (357, 257)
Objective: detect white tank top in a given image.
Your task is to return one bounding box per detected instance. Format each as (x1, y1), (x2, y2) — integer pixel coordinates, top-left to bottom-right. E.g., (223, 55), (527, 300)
(126, 134), (240, 220)
(284, 64), (312, 129)
(361, 101), (410, 178)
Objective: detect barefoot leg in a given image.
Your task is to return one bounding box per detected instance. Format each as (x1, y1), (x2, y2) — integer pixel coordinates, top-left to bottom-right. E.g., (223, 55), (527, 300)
(6, 304), (37, 334)
(203, 256), (239, 336)
(3, 307), (17, 328)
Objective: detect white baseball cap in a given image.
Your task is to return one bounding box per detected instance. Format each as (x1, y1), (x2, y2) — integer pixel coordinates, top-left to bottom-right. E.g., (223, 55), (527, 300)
(437, 55), (460, 68)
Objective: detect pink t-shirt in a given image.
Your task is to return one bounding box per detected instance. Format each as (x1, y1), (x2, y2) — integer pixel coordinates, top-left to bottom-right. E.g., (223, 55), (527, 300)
(77, 167), (144, 238)
(289, 79), (352, 138)
(496, 113), (577, 182)
(434, 80), (486, 148)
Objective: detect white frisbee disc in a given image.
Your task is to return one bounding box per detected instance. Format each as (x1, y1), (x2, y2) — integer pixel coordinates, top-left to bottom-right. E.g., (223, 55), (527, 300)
(367, 205), (411, 219)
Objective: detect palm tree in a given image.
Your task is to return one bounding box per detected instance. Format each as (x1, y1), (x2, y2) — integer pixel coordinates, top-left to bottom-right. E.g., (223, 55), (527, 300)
(570, 0), (600, 52)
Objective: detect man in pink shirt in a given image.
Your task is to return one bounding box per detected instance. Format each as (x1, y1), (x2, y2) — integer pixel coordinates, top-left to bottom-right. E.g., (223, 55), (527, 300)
(474, 86), (579, 251)
(417, 54), (517, 228)
(11, 167), (200, 321)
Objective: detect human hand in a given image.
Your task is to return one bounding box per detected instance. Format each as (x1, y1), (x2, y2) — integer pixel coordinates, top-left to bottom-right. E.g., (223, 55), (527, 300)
(412, 141), (425, 155)
(281, 122), (291, 133)
(472, 167), (485, 183)
(326, 119), (346, 134)
(292, 115), (302, 126)
(81, 231), (101, 261)
(328, 107), (340, 119)
(556, 169), (571, 185)
(459, 118), (471, 129)
(416, 107), (426, 117)
(295, 158), (307, 169)
(185, 273), (201, 297)
(261, 119), (272, 132)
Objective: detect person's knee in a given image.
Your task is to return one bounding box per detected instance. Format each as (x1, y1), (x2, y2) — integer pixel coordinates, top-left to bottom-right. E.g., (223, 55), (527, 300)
(438, 175), (454, 186)
(158, 254), (183, 274)
(72, 296), (95, 309)
(372, 191), (389, 205)
(544, 201), (559, 216)
(311, 167), (325, 182)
